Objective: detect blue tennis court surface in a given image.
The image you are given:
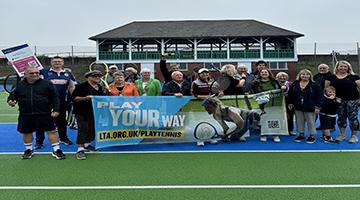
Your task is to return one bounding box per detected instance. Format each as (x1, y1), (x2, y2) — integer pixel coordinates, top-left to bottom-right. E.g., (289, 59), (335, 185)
(1, 123), (360, 152)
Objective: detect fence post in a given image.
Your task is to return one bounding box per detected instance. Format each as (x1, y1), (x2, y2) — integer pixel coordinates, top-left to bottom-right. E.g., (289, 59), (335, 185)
(357, 42), (360, 74)
(71, 45), (74, 65)
(314, 42), (317, 65)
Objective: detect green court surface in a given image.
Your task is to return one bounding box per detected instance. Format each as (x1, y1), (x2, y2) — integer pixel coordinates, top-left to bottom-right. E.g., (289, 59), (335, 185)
(1, 152), (360, 199)
(0, 91), (18, 123)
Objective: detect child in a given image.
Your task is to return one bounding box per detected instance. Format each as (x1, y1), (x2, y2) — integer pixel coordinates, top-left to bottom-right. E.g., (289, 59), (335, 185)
(319, 86), (341, 143)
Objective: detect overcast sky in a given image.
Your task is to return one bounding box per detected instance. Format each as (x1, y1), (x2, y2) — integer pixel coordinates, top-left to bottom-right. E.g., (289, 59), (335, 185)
(0, 0), (359, 47)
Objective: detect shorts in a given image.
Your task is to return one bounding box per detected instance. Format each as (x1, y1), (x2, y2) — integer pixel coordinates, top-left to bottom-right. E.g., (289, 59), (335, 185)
(17, 114), (56, 134)
(319, 114), (336, 130)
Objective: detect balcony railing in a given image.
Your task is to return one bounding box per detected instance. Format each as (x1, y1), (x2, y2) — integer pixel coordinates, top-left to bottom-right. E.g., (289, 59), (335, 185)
(98, 49), (295, 60)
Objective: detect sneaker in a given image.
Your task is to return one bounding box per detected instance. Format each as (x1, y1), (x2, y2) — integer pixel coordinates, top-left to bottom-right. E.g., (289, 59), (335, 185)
(349, 135), (359, 144)
(260, 135), (267, 142)
(52, 149), (66, 160)
(289, 131), (297, 136)
(294, 134), (306, 142)
(273, 135), (280, 143)
(76, 150), (86, 160)
(335, 134), (346, 142)
(321, 135), (335, 144)
(34, 143), (44, 150)
(22, 149), (34, 159)
(60, 138), (73, 145)
(209, 139), (219, 144)
(239, 136), (246, 142)
(196, 141), (205, 146)
(306, 135), (316, 144)
(84, 145), (96, 152)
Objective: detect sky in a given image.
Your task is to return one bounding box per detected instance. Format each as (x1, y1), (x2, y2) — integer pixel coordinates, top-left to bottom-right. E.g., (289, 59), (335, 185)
(0, 0), (359, 49)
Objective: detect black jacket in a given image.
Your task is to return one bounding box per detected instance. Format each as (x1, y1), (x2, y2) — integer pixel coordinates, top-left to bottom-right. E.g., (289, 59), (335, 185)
(288, 80), (324, 112)
(8, 78), (60, 115)
(162, 80), (191, 96)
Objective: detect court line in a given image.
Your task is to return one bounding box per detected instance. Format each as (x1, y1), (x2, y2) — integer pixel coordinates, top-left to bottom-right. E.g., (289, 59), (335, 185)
(1, 184), (360, 190)
(1, 149), (360, 155)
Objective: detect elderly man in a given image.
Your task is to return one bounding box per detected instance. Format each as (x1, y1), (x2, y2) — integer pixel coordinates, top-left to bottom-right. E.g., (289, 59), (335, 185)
(106, 65), (119, 84)
(236, 64), (255, 93)
(72, 70), (107, 160)
(7, 66), (65, 159)
(162, 71), (191, 96)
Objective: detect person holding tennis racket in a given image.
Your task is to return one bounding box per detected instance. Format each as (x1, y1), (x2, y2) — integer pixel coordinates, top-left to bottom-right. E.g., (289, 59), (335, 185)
(202, 97), (259, 142)
(218, 64), (246, 96)
(7, 66), (66, 160)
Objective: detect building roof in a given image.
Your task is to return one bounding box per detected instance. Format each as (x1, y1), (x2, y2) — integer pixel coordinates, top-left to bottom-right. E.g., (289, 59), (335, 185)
(89, 20), (304, 41)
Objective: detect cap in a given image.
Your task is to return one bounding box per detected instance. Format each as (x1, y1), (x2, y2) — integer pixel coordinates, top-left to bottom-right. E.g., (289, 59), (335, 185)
(109, 65), (118, 70)
(125, 67), (137, 74)
(84, 70), (102, 78)
(198, 68), (209, 74)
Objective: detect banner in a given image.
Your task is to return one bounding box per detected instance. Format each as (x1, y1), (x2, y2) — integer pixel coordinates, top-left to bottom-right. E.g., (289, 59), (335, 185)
(1, 44), (43, 76)
(92, 89), (288, 149)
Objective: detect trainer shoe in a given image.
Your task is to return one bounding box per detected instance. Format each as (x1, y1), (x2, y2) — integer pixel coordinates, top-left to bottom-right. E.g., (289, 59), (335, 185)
(321, 135), (335, 144)
(84, 145), (96, 152)
(289, 131), (297, 136)
(335, 134), (346, 143)
(294, 134), (306, 142)
(76, 150), (86, 160)
(60, 138), (73, 145)
(209, 139), (219, 144)
(239, 136), (246, 142)
(196, 141), (205, 146)
(52, 149), (66, 160)
(306, 135), (316, 144)
(273, 135), (280, 143)
(22, 149), (34, 159)
(34, 143), (44, 150)
(349, 135), (359, 144)
(260, 135), (267, 142)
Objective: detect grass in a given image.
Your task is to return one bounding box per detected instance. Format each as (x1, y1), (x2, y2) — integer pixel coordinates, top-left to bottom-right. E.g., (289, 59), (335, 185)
(1, 152), (360, 199)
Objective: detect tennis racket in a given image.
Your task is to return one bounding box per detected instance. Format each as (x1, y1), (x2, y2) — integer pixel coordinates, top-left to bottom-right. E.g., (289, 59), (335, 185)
(89, 61), (109, 89)
(210, 75), (232, 95)
(193, 122), (219, 140)
(3, 73), (21, 94)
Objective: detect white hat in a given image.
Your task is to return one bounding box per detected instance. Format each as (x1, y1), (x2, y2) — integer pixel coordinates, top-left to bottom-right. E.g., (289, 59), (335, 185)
(198, 68), (209, 74)
(109, 65), (118, 70)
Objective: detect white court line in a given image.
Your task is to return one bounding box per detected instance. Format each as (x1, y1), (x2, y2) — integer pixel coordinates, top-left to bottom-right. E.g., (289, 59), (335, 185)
(2, 149), (360, 155)
(1, 184), (360, 190)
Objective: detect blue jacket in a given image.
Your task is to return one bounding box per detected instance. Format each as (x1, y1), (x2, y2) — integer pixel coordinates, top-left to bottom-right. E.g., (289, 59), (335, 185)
(288, 80), (324, 112)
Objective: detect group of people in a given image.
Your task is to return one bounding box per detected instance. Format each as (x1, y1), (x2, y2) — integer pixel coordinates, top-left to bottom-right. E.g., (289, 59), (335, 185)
(7, 54), (360, 160)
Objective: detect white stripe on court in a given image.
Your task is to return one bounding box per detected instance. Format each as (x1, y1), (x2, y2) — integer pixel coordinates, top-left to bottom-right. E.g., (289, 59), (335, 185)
(2, 149), (360, 155)
(1, 184), (360, 190)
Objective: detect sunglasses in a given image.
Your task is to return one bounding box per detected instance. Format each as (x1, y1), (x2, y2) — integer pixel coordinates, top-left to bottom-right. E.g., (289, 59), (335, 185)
(28, 72), (39, 75)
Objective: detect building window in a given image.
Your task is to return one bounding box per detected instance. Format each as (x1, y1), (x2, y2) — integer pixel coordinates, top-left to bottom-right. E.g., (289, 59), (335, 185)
(268, 62), (287, 70)
(178, 63), (188, 71)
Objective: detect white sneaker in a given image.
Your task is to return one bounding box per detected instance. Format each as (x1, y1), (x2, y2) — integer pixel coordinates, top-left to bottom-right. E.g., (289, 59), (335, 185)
(197, 141), (205, 146)
(260, 136), (267, 142)
(209, 139), (219, 144)
(239, 136), (246, 142)
(349, 135), (359, 144)
(289, 131), (297, 136)
(273, 135), (280, 143)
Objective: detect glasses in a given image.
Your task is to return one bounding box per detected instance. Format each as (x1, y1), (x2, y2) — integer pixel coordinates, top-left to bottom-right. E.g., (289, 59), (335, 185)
(28, 72), (39, 75)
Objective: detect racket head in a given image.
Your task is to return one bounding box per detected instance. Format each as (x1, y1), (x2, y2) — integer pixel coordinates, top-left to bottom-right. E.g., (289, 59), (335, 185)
(4, 73), (21, 94)
(89, 61), (109, 88)
(210, 76), (232, 94)
(193, 122), (218, 140)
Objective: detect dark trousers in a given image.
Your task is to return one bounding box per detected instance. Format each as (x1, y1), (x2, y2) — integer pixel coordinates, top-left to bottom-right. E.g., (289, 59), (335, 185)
(76, 114), (95, 144)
